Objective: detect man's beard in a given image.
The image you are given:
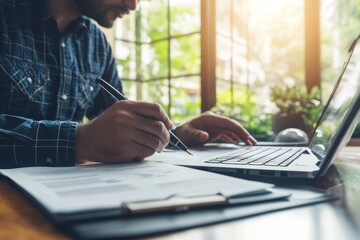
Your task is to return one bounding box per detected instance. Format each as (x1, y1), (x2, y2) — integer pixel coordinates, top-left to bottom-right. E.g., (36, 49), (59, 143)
(74, 0), (128, 28)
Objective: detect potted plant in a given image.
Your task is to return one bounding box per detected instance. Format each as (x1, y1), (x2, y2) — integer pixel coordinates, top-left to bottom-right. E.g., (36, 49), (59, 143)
(270, 84), (322, 137)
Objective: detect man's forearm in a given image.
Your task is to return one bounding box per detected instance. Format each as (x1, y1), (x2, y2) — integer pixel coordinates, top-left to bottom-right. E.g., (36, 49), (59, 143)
(0, 114), (78, 168)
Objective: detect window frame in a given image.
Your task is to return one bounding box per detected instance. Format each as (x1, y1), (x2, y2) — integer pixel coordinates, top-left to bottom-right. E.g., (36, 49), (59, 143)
(114, 0), (321, 112)
(200, 0), (321, 111)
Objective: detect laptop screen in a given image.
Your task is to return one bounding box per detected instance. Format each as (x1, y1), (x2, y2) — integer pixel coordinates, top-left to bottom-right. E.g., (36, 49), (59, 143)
(309, 35), (360, 160)
(309, 35), (360, 159)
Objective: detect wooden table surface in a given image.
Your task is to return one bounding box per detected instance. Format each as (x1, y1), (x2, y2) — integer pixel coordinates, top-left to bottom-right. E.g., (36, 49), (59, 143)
(1, 147), (360, 240)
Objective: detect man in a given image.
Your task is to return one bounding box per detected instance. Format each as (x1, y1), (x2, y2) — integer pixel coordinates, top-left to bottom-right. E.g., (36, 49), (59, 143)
(0, 0), (256, 168)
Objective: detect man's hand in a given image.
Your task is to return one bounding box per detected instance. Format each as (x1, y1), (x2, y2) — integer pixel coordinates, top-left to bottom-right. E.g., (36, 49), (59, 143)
(175, 111), (257, 147)
(76, 101), (174, 163)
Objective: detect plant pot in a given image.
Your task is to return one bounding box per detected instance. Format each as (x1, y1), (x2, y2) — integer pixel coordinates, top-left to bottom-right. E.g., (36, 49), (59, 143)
(272, 113), (313, 137)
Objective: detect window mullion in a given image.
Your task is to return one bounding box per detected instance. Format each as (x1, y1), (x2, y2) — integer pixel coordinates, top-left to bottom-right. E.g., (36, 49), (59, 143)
(305, 0), (321, 90)
(135, 9), (142, 101)
(201, 0), (217, 112)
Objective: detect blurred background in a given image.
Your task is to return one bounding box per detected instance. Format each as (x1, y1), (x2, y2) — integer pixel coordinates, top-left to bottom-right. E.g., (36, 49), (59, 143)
(102, 0), (360, 142)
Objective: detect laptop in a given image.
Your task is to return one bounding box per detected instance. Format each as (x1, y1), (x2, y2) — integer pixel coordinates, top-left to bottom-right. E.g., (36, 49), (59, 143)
(155, 34), (360, 179)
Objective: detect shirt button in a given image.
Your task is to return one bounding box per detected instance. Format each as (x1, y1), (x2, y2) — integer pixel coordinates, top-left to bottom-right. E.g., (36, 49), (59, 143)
(46, 157), (53, 163)
(89, 86), (94, 92)
(26, 77), (32, 84)
(61, 42), (66, 48)
(61, 94), (68, 100)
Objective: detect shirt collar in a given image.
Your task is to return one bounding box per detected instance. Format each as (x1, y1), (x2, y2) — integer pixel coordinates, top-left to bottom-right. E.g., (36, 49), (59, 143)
(39, 0), (90, 37)
(67, 16), (90, 37)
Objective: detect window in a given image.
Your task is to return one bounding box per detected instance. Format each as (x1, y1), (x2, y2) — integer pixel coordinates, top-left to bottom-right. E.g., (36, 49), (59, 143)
(320, 0), (360, 138)
(215, 0), (305, 137)
(320, 0), (360, 98)
(114, 0), (359, 138)
(115, 0), (201, 122)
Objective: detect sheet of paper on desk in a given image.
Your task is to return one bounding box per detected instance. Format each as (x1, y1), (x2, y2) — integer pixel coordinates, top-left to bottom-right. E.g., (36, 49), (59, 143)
(0, 162), (272, 214)
(148, 143), (243, 163)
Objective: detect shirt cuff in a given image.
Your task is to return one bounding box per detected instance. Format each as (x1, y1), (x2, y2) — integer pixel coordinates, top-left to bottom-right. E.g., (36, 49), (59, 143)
(30, 121), (78, 167)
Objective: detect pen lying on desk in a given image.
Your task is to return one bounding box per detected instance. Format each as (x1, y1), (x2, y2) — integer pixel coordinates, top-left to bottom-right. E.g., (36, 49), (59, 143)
(96, 77), (193, 156)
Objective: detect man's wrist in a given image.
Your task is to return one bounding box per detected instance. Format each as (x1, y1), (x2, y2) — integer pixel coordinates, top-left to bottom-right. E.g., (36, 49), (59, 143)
(75, 123), (92, 164)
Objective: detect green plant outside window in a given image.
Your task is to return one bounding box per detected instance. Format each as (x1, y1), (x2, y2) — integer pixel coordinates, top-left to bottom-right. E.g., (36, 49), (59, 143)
(114, 0), (360, 139)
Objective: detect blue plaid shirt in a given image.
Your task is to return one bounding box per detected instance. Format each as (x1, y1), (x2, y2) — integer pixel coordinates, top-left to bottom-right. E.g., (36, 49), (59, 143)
(0, 0), (122, 168)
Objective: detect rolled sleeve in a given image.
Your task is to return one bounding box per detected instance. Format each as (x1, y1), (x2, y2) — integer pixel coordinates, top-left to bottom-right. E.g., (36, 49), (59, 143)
(0, 114), (78, 168)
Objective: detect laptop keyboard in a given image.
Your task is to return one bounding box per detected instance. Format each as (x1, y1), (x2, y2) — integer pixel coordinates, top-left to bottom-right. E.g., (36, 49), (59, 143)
(205, 147), (304, 167)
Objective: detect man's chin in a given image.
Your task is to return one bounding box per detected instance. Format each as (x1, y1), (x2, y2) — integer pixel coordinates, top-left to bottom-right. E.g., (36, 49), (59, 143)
(101, 22), (115, 28)
(96, 18), (115, 28)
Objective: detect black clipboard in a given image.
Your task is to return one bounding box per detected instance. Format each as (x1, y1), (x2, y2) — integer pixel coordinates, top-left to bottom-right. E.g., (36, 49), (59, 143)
(0, 172), (338, 240)
(47, 187), (337, 240)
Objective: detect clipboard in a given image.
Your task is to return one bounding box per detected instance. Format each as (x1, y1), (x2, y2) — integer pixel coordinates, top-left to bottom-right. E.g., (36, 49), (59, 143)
(44, 187), (288, 225)
(0, 162), (339, 240)
(59, 187), (338, 240)
(1, 173), (338, 240)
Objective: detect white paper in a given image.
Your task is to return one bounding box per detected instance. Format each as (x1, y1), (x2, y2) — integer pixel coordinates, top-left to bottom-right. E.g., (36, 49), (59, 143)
(148, 143), (244, 164)
(0, 161), (271, 214)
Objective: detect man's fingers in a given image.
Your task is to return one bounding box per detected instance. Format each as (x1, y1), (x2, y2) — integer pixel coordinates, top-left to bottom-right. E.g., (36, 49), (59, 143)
(187, 127), (209, 142)
(216, 130), (240, 144)
(248, 135), (257, 145)
(218, 129), (257, 145)
(132, 128), (166, 153)
(124, 101), (174, 130)
(219, 134), (239, 144)
(217, 117), (255, 143)
(134, 118), (170, 146)
(207, 116), (257, 145)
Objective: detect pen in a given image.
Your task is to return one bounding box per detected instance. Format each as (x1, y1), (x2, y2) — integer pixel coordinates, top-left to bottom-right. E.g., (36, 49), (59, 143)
(96, 77), (193, 156)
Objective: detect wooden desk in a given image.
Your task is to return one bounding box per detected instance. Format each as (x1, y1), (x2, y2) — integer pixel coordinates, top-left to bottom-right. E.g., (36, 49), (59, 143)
(1, 147), (360, 240)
